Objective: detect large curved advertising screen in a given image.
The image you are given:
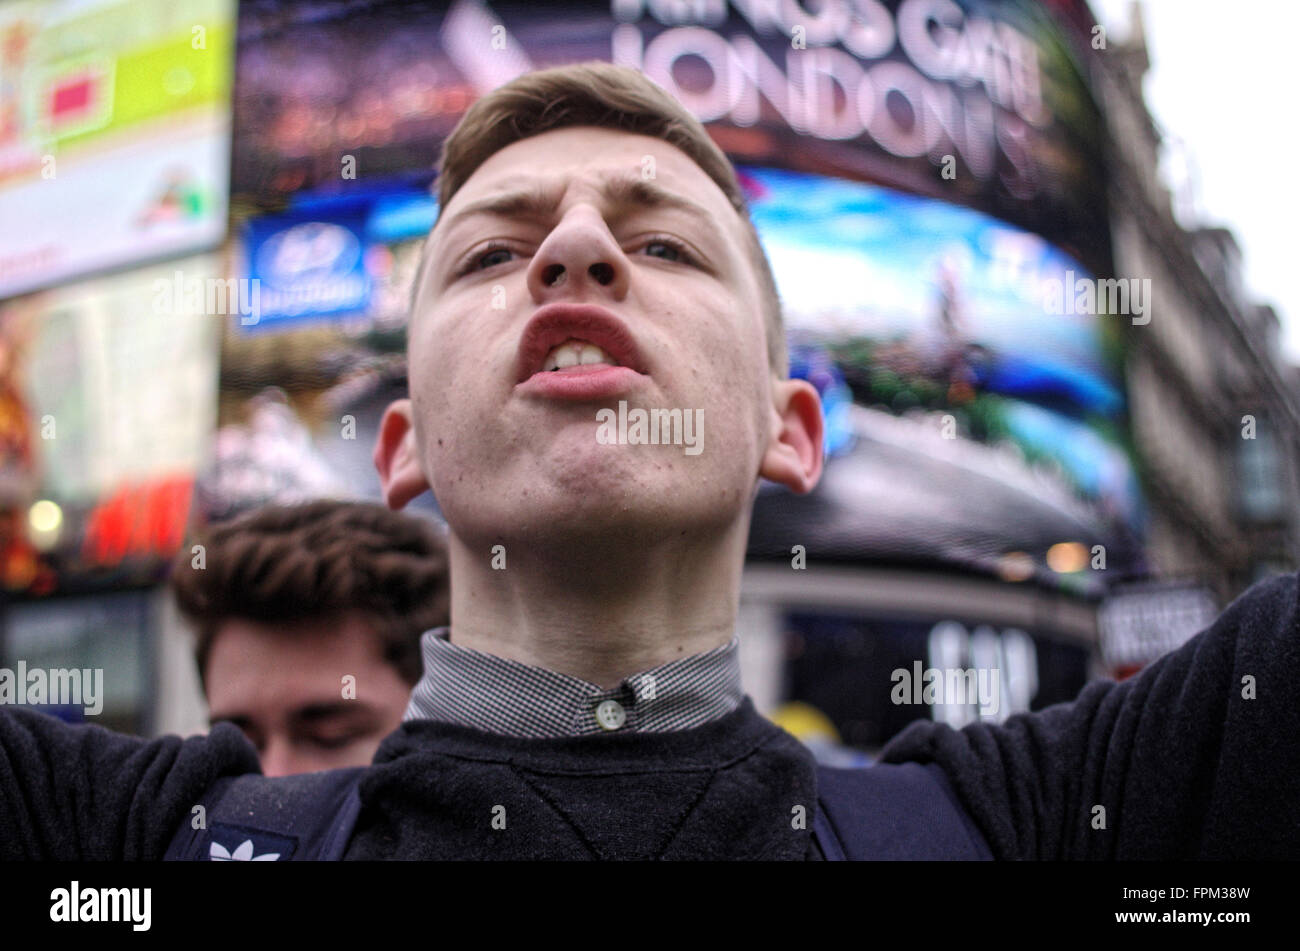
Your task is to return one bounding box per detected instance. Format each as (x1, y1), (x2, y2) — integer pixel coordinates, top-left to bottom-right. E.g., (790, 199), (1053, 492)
(232, 0), (1108, 269)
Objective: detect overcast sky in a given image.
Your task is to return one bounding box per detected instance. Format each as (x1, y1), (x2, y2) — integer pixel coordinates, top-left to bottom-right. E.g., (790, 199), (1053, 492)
(1090, 0), (1300, 364)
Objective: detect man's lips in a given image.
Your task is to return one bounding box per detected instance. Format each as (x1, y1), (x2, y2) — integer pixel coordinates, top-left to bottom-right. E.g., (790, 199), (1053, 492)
(515, 363), (645, 401)
(514, 303), (648, 386)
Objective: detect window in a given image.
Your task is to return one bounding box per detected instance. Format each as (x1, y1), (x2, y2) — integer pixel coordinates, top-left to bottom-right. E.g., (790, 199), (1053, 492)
(1238, 421), (1283, 521)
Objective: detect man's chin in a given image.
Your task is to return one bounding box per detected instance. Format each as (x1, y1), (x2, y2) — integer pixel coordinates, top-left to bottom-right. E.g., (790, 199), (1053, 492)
(520, 490), (688, 537)
(531, 435), (685, 488)
(443, 483), (721, 551)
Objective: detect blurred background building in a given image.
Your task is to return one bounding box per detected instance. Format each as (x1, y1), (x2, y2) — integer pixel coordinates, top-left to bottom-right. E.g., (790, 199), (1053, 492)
(1098, 4), (1300, 605)
(0, 0), (1295, 751)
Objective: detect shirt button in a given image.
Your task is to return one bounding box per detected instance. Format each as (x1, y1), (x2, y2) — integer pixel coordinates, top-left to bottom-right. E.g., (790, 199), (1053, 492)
(595, 699), (627, 731)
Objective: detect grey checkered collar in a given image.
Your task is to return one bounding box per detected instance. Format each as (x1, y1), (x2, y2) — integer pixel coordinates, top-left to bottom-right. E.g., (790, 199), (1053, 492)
(402, 628), (744, 738)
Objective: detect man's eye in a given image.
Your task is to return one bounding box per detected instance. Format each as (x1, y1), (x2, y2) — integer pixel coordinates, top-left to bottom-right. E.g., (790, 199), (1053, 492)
(308, 733), (362, 751)
(642, 237), (692, 264)
(458, 243), (515, 275)
(476, 247), (514, 269)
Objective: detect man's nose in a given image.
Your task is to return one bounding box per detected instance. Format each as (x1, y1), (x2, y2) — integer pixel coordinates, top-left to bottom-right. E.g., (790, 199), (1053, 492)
(526, 207), (629, 303)
(259, 736), (308, 778)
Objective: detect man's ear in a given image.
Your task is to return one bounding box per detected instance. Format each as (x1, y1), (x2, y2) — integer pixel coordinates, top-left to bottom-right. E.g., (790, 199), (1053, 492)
(374, 399), (431, 510)
(758, 378), (824, 495)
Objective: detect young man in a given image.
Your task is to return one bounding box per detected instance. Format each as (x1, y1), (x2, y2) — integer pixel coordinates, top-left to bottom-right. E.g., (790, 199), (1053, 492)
(0, 62), (1296, 860)
(171, 501), (450, 777)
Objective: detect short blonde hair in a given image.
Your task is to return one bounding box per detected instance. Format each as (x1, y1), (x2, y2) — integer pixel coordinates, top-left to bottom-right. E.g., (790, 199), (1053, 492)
(429, 61), (787, 378)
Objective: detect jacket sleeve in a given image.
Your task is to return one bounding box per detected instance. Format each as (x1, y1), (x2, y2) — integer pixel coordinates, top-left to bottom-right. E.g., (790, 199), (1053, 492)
(0, 707), (261, 860)
(878, 570), (1300, 859)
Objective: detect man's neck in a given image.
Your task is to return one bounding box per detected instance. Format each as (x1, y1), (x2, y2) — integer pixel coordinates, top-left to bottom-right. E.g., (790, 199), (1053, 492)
(443, 522), (747, 688)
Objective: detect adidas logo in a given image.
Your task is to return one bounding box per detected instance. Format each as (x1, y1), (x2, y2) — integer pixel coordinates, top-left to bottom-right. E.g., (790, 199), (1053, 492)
(209, 839), (282, 861)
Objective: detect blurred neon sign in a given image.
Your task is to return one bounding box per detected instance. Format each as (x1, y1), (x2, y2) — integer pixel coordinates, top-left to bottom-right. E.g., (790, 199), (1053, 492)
(81, 476), (193, 567)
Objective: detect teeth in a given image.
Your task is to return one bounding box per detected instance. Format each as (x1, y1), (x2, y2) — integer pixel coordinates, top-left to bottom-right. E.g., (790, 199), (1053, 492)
(542, 340), (619, 371)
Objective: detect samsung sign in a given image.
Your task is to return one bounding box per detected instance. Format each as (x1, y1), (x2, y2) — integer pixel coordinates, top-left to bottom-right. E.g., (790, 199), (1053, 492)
(242, 216), (371, 329)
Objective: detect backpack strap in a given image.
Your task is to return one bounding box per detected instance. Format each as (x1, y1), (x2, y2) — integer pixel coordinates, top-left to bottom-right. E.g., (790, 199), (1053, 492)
(164, 767), (365, 861)
(813, 761), (993, 860)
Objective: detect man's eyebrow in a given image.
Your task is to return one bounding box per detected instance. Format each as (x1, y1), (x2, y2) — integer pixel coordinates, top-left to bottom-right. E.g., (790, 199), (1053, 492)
(598, 174), (714, 224)
(438, 183), (564, 235)
(438, 173), (713, 236)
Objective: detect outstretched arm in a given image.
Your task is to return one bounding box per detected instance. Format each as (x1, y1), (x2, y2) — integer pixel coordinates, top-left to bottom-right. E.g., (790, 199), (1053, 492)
(879, 571), (1300, 859)
(0, 708), (260, 860)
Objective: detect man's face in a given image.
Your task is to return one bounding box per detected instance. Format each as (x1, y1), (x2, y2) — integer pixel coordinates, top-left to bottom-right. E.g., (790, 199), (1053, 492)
(204, 614), (412, 777)
(402, 126), (784, 547)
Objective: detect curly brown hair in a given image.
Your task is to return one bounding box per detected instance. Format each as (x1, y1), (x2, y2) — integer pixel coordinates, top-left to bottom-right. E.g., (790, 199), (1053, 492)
(171, 501), (450, 690)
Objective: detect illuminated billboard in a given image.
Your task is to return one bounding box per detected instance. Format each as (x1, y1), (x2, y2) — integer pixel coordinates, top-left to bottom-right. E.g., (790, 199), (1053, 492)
(0, 256), (223, 595)
(231, 0), (1106, 266)
(0, 0), (236, 298)
(744, 165), (1144, 589)
(611, 0), (1110, 272)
